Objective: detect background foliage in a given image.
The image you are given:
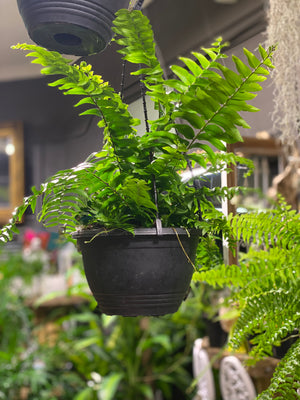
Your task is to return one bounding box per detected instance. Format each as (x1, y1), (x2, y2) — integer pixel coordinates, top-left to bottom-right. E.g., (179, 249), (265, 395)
(196, 198), (300, 399)
(0, 249), (206, 399)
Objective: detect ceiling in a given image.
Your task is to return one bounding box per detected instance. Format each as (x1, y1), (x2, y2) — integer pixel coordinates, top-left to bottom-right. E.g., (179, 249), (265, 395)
(0, 0), (266, 83)
(0, 0), (154, 82)
(0, 0), (40, 82)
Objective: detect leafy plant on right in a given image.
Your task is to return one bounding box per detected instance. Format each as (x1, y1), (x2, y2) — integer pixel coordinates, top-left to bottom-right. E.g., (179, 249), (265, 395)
(196, 197), (300, 399)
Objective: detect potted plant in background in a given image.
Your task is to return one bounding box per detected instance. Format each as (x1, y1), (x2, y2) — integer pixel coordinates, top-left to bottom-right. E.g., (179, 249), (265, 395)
(0, 9), (275, 316)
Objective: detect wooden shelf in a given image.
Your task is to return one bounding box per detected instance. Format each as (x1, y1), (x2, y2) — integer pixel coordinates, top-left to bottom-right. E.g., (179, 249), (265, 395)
(26, 295), (88, 308)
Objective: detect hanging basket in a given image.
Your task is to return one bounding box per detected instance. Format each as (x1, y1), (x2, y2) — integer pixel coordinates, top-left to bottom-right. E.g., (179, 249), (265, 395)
(17, 0), (130, 56)
(73, 228), (200, 316)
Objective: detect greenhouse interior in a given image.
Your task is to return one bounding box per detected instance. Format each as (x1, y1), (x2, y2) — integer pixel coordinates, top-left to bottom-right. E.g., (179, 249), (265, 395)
(0, 0), (299, 399)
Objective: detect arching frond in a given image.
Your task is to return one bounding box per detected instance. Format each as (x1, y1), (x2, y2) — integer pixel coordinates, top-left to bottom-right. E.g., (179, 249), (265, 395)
(196, 200), (300, 399)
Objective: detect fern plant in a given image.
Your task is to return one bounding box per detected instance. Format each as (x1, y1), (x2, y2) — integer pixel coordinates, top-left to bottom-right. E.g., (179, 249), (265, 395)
(196, 198), (300, 399)
(0, 9), (274, 243)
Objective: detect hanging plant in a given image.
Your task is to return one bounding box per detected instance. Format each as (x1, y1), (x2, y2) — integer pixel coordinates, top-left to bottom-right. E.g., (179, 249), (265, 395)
(0, 10), (275, 316)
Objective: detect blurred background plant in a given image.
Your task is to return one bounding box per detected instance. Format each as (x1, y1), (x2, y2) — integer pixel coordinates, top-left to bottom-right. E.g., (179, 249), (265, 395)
(54, 272), (207, 400)
(0, 246), (87, 399)
(0, 245), (208, 400)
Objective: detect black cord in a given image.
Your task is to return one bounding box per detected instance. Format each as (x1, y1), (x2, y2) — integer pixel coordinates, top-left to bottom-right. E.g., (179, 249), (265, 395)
(138, 67), (159, 220)
(120, 60), (127, 99)
(139, 72), (150, 134)
(120, 0), (145, 97)
(133, 0), (145, 10)
(187, 158), (202, 221)
(139, 68), (157, 194)
(121, 2), (160, 226)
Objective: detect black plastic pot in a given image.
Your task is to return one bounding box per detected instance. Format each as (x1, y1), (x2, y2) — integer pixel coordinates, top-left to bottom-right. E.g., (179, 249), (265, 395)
(73, 228), (200, 316)
(17, 0), (130, 56)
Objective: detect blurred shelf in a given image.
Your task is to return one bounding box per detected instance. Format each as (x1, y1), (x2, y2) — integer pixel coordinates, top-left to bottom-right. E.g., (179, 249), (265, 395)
(26, 295), (88, 308)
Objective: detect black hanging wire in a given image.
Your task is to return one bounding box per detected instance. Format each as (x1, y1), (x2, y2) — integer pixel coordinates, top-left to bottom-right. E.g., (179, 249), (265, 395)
(129, 0), (145, 10)
(186, 158), (203, 221)
(138, 66), (161, 232)
(120, 59), (127, 100)
(120, 1), (161, 233)
(139, 66), (161, 232)
(133, 0), (161, 232)
(122, 0), (210, 232)
(120, 0), (145, 97)
(139, 73), (150, 133)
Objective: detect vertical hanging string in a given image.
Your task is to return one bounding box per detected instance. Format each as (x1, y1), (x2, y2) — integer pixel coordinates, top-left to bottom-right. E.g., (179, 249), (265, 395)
(134, 1), (161, 233)
(133, 0), (145, 10)
(186, 158), (202, 221)
(120, 0), (145, 97)
(120, 60), (126, 99)
(128, 0), (145, 11)
(124, 0), (161, 233)
(139, 67), (161, 233)
(139, 75), (150, 133)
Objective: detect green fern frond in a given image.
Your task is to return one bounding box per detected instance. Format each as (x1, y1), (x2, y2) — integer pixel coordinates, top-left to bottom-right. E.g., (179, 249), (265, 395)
(196, 201), (300, 398)
(257, 339), (300, 400)
(230, 282), (300, 358)
(168, 43), (275, 155)
(113, 10), (275, 164)
(112, 9), (163, 81)
(0, 160), (93, 241)
(229, 203), (300, 249)
(2, 11), (275, 240)
(198, 245), (299, 289)
(12, 43), (139, 168)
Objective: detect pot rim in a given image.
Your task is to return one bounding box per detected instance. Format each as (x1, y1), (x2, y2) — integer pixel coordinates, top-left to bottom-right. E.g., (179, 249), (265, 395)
(72, 227), (201, 239)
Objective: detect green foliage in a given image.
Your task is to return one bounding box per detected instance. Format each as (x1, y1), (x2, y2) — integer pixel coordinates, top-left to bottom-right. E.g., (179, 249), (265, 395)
(0, 248), (42, 357)
(0, 247), (206, 399)
(0, 9), (275, 241)
(56, 279), (206, 400)
(0, 247), (84, 399)
(2, 6), (295, 400)
(257, 340), (300, 400)
(196, 198), (300, 399)
(0, 346), (85, 400)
